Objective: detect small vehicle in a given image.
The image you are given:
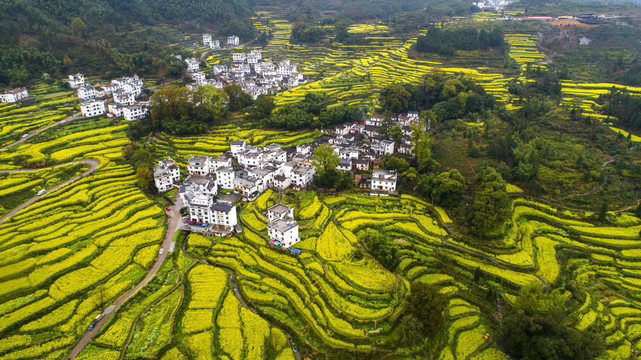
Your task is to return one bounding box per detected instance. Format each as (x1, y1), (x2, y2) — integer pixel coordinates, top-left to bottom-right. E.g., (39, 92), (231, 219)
(159, 248), (165, 255)
(37, 189), (46, 196)
(201, 222), (209, 227)
(22, 133), (28, 138)
(95, 314), (104, 321)
(189, 221), (195, 225)
(165, 206), (171, 211)
(88, 321), (97, 331)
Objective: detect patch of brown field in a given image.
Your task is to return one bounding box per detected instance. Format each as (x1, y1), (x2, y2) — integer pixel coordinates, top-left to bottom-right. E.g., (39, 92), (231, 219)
(551, 19), (599, 29)
(394, 238), (409, 244)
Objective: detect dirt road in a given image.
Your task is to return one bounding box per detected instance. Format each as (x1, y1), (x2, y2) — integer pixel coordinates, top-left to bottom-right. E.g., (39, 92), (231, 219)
(67, 193), (182, 359)
(0, 159), (100, 225)
(1, 112), (82, 150)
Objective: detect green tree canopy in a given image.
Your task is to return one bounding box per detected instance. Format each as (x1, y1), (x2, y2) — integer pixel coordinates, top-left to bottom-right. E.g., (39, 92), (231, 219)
(379, 84), (411, 113)
(430, 169), (466, 207)
(224, 84), (254, 111)
(312, 144), (340, 176)
(472, 166), (510, 239)
(253, 95), (276, 119)
(406, 282), (447, 335)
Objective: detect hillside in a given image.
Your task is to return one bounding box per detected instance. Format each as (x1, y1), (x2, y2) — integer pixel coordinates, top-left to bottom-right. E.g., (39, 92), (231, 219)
(0, 0), (256, 87)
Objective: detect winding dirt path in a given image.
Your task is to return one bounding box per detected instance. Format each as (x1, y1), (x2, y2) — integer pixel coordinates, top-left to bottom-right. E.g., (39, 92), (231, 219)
(0, 159), (100, 225)
(1, 112), (82, 150)
(67, 193), (183, 359)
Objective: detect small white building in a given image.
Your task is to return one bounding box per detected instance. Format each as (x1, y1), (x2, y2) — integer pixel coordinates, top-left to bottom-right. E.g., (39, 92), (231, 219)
(371, 169), (397, 194)
(233, 177), (261, 199)
(203, 33), (212, 46)
(230, 140), (246, 157)
(186, 58), (199, 73)
(114, 91), (135, 106)
(277, 59), (297, 76)
(250, 49), (262, 60)
(80, 100), (105, 117)
(153, 157), (180, 192)
(190, 72), (206, 84)
(364, 115), (383, 127)
(371, 140), (395, 155)
(0, 88), (28, 103)
(247, 53), (259, 64)
(215, 166), (235, 190)
(213, 65), (228, 75)
(210, 155), (232, 170)
(123, 105), (148, 121)
(291, 165), (315, 189)
(67, 74), (85, 89)
(227, 36), (240, 46)
(210, 40), (221, 49)
(78, 85), (96, 101)
(272, 174), (291, 190)
(107, 103), (125, 117)
(233, 53), (246, 62)
(267, 203), (300, 247)
(188, 155), (211, 175)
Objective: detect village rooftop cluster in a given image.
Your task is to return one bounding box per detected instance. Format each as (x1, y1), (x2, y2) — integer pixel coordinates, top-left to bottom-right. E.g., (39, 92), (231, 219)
(68, 73), (149, 120)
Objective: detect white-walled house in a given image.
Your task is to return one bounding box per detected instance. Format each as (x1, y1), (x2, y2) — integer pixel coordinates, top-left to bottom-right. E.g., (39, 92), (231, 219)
(267, 203), (299, 247)
(203, 33), (212, 46)
(210, 40), (221, 49)
(114, 91), (135, 106)
(291, 165), (315, 189)
(78, 85), (96, 100)
(215, 166), (235, 190)
(67, 74), (85, 89)
(190, 72), (206, 84)
(80, 100), (105, 117)
(227, 36), (240, 46)
(123, 105), (148, 121)
(371, 169), (397, 194)
(153, 157), (180, 192)
(233, 53), (246, 62)
(0, 88), (28, 103)
(188, 156), (211, 175)
(186, 58), (199, 73)
(371, 139), (395, 155)
(272, 174), (291, 190)
(210, 155), (232, 170)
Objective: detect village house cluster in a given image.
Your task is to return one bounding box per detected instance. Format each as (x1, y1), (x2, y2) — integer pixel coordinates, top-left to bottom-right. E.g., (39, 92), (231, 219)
(0, 87), (28, 103)
(202, 33), (239, 50)
(186, 48), (305, 99)
(68, 73), (148, 120)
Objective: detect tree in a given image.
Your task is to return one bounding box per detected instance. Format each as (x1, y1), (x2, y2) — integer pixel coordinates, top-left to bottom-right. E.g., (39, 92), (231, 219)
(398, 314), (425, 345)
(388, 124), (403, 144)
(472, 167), (510, 239)
(224, 84), (254, 111)
(501, 282), (603, 360)
(406, 282), (447, 335)
(136, 167), (153, 192)
(361, 229), (399, 271)
(379, 84), (411, 113)
(412, 128), (434, 173)
(70, 17), (87, 37)
(312, 144), (340, 176)
(431, 169), (466, 207)
(254, 95), (275, 119)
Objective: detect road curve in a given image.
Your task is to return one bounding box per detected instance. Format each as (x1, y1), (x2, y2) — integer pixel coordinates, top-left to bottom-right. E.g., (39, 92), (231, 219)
(0, 159), (100, 225)
(1, 112), (82, 150)
(67, 193), (182, 359)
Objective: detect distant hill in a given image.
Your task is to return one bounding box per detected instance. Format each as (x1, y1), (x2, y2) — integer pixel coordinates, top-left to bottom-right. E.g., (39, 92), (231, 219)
(0, 0), (256, 87)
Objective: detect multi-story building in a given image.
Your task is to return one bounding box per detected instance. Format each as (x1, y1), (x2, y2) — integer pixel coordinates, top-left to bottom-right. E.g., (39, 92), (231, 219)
(233, 53), (246, 62)
(77, 85), (95, 101)
(153, 157), (180, 192)
(113, 91), (135, 106)
(371, 169), (397, 194)
(187, 156), (211, 175)
(215, 166), (235, 190)
(267, 203), (300, 247)
(0, 88), (28, 103)
(67, 74), (85, 88)
(290, 165), (315, 189)
(186, 58), (199, 73)
(203, 33), (212, 46)
(123, 105), (148, 121)
(80, 100), (105, 117)
(227, 36), (239, 46)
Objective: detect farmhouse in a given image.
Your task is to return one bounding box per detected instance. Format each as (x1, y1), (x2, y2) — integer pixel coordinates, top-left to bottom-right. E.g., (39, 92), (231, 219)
(371, 169), (397, 195)
(188, 156), (211, 175)
(215, 166), (235, 190)
(0, 88), (28, 103)
(272, 174), (291, 190)
(113, 91), (135, 106)
(153, 157), (180, 192)
(227, 36), (240, 46)
(77, 85), (95, 101)
(123, 104), (148, 121)
(186, 58), (199, 73)
(267, 204), (300, 247)
(80, 100), (105, 117)
(233, 53), (246, 62)
(67, 73), (85, 88)
(290, 165), (315, 189)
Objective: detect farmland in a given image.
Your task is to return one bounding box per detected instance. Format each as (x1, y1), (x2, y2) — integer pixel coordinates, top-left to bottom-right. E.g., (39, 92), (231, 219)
(0, 5), (640, 360)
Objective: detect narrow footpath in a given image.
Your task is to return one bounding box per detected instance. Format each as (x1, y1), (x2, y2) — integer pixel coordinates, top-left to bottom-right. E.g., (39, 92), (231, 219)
(0, 159), (100, 225)
(1, 112), (82, 150)
(67, 194), (183, 359)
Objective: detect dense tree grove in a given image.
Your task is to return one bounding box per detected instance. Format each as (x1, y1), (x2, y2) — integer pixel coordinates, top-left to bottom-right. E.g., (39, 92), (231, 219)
(378, 73), (496, 120)
(128, 85), (228, 138)
(414, 26), (504, 56)
(262, 93), (364, 129)
(601, 89), (641, 130)
(472, 167), (510, 239)
(405, 282), (447, 335)
(360, 229), (400, 271)
(290, 16), (327, 44)
(501, 283), (604, 359)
